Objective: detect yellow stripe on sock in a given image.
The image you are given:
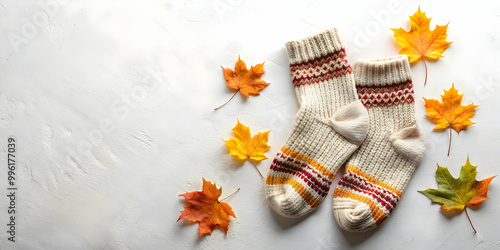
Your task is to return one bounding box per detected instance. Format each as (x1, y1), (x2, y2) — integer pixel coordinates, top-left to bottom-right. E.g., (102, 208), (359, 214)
(345, 165), (402, 197)
(334, 189), (388, 225)
(281, 146), (335, 180)
(266, 176), (322, 208)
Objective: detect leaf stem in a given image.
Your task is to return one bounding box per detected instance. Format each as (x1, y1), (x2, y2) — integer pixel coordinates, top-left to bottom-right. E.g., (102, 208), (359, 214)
(220, 187), (240, 202)
(214, 90), (239, 110)
(447, 128), (452, 156)
(249, 159), (265, 179)
(464, 207), (477, 234)
(423, 60), (428, 86)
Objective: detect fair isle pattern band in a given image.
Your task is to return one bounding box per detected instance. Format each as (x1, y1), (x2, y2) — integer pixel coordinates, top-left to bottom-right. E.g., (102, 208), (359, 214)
(290, 49), (352, 87)
(357, 80), (414, 107)
(266, 147), (335, 208)
(334, 165), (402, 225)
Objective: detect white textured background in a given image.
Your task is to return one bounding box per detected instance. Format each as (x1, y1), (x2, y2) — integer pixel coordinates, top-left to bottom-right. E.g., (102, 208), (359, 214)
(1, 0), (500, 249)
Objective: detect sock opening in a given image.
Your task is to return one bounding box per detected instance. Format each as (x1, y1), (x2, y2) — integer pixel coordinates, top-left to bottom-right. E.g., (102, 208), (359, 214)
(354, 55), (411, 88)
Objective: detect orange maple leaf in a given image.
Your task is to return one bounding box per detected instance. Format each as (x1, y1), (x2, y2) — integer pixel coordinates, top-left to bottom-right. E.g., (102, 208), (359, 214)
(215, 56), (270, 110)
(391, 7), (452, 85)
(178, 178), (239, 237)
(423, 84), (478, 155)
(224, 120), (271, 178)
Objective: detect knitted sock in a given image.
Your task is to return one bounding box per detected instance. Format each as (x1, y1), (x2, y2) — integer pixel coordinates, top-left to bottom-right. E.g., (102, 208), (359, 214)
(265, 28), (369, 218)
(332, 55), (426, 231)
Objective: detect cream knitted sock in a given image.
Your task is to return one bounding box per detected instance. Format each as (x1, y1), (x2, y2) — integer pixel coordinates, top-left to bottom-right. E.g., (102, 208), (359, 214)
(332, 55), (426, 231)
(265, 28), (369, 218)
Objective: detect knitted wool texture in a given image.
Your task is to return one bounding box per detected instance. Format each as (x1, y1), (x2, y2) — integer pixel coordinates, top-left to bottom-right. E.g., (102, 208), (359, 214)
(333, 55), (426, 232)
(265, 28), (369, 218)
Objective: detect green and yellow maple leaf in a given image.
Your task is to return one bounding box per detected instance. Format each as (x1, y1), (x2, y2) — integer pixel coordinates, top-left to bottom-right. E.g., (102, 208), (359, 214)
(419, 157), (495, 233)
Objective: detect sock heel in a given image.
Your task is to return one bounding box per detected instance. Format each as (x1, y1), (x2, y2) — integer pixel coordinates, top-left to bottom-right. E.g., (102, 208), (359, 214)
(317, 100), (369, 146)
(390, 123), (426, 160)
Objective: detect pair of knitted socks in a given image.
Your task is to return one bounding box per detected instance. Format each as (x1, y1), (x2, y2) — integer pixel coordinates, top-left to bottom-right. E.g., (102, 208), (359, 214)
(265, 28), (426, 232)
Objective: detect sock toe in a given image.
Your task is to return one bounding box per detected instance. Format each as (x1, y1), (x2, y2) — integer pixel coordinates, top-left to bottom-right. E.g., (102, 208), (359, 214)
(333, 198), (376, 232)
(265, 184), (312, 218)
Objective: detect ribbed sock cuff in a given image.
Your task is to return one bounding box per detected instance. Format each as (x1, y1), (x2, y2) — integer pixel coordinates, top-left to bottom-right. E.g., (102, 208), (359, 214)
(354, 55), (415, 107)
(354, 55), (411, 87)
(285, 28), (345, 65)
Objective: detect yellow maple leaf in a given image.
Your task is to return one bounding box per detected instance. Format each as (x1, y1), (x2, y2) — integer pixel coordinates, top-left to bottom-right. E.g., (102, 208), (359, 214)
(223, 120), (271, 178)
(391, 7), (452, 85)
(423, 84), (478, 155)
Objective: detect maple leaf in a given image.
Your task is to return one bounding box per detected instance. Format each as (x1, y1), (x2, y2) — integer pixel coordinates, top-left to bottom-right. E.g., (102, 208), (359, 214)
(178, 178), (239, 237)
(223, 120), (271, 178)
(418, 157), (496, 233)
(423, 84), (478, 155)
(214, 56), (270, 110)
(391, 7), (452, 85)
